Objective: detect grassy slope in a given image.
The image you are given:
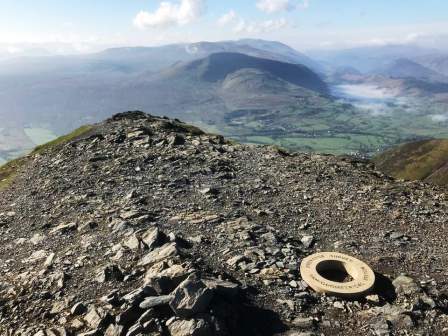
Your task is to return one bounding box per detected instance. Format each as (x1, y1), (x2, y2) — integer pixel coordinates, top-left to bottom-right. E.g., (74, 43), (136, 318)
(373, 139), (448, 184)
(0, 125), (94, 190)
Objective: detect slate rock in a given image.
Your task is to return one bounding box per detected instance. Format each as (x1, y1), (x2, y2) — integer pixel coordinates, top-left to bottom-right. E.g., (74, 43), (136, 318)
(392, 275), (420, 295)
(139, 295), (172, 309)
(169, 276), (214, 318)
(167, 318), (212, 336)
(138, 243), (178, 267)
(96, 265), (124, 283)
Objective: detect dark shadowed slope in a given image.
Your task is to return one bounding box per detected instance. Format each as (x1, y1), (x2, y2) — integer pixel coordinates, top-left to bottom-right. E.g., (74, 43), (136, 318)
(175, 52), (328, 95)
(374, 138), (448, 185)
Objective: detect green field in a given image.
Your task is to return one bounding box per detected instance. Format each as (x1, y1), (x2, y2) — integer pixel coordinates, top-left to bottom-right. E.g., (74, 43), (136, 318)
(219, 96), (448, 156)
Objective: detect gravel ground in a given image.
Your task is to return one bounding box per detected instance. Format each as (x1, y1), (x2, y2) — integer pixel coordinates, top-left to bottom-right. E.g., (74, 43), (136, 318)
(1, 111), (448, 336)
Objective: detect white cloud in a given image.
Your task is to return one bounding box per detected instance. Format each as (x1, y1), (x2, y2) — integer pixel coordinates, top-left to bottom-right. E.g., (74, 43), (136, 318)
(256, 0), (294, 13)
(6, 46), (23, 54)
(218, 10), (237, 26)
(256, 0), (311, 13)
(134, 0), (205, 29)
(234, 18), (289, 34)
(218, 8), (288, 34)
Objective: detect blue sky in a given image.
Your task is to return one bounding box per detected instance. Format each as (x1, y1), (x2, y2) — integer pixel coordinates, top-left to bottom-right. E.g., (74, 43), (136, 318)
(0, 0), (447, 53)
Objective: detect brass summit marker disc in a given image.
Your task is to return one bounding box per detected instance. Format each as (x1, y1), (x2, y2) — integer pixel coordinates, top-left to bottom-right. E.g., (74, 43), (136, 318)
(300, 252), (375, 298)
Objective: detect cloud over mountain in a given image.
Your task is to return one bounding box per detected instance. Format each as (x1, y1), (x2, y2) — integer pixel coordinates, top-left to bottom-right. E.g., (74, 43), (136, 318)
(234, 18), (289, 34)
(134, 0), (205, 29)
(218, 10), (237, 26)
(217, 9), (288, 34)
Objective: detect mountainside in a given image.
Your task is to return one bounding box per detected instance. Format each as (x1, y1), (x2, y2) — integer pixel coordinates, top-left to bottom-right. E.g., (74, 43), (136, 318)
(374, 138), (448, 185)
(414, 54), (448, 77)
(170, 52), (328, 95)
(221, 68), (298, 94)
(0, 50), (332, 162)
(94, 39), (321, 74)
(0, 39), (319, 77)
(0, 40), (328, 162)
(373, 58), (447, 82)
(1, 112), (448, 335)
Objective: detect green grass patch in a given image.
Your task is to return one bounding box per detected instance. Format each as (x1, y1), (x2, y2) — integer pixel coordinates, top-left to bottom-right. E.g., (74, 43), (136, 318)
(0, 125), (94, 190)
(32, 125), (93, 154)
(373, 139), (448, 181)
(245, 136), (277, 145)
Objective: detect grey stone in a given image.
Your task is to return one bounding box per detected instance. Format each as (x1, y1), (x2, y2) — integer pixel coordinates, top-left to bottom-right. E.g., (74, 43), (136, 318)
(84, 306), (112, 329)
(389, 232), (404, 240)
(370, 317), (390, 336)
(50, 222), (78, 234)
(301, 235), (314, 248)
(138, 243), (178, 267)
(104, 324), (124, 336)
(169, 276), (214, 318)
(291, 317), (315, 329)
(139, 295), (172, 309)
(392, 275), (420, 295)
(226, 255), (246, 267)
(123, 286), (157, 306)
(145, 264), (194, 294)
(141, 227), (164, 249)
(120, 210), (143, 220)
(167, 318), (211, 336)
(123, 234), (141, 250)
(202, 277), (239, 298)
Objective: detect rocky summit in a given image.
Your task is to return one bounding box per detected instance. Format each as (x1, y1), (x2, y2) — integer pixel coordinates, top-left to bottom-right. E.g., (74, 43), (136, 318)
(1, 111), (448, 336)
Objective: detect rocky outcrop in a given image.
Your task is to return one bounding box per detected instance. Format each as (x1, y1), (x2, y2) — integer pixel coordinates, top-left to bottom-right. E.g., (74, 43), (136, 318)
(0, 111), (448, 335)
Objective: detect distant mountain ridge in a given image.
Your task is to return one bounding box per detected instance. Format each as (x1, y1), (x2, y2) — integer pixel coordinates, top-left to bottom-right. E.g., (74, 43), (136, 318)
(373, 58), (448, 82)
(0, 46), (330, 162)
(0, 39), (320, 77)
(174, 52), (328, 95)
(414, 54), (448, 77)
(98, 39), (321, 73)
(309, 44), (443, 73)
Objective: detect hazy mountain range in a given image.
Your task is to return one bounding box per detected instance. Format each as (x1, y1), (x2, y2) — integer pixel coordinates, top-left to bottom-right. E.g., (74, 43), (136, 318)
(1, 39), (448, 162)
